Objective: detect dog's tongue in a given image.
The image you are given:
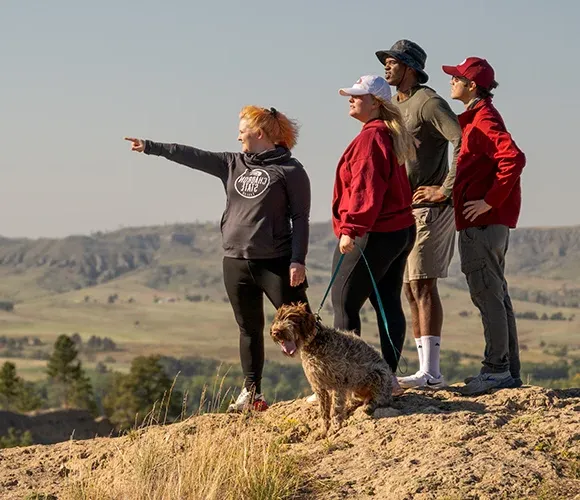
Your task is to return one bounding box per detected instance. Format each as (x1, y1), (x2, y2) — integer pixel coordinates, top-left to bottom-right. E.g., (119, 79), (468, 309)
(280, 340), (297, 356)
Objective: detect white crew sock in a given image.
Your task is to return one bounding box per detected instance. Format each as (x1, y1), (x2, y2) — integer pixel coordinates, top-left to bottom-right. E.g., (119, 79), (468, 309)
(423, 336), (441, 378)
(415, 337), (424, 374)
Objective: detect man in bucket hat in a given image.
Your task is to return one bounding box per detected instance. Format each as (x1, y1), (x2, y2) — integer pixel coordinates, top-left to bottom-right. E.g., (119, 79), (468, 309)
(442, 57), (526, 395)
(375, 40), (462, 390)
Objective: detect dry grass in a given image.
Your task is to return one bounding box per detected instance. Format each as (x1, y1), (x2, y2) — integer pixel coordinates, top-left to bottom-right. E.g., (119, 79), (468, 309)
(62, 379), (308, 500)
(64, 419), (305, 500)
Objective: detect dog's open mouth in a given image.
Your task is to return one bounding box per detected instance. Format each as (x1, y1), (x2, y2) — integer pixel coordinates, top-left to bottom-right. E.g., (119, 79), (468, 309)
(279, 340), (297, 356)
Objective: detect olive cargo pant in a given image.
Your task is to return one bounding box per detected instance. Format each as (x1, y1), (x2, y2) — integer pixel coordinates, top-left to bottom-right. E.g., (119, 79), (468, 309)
(458, 225), (520, 376)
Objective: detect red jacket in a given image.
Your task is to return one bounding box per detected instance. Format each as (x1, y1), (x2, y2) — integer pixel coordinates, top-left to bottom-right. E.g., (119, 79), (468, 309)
(332, 120), (414, 238)
(454, 98), (526, 230)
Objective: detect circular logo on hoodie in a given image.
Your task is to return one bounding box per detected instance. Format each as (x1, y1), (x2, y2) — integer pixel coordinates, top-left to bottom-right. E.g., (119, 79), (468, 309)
(234, 169), (271, 199)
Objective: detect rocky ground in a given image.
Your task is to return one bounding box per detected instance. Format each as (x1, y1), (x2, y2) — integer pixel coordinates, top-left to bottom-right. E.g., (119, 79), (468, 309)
(0, 385), (578, 499)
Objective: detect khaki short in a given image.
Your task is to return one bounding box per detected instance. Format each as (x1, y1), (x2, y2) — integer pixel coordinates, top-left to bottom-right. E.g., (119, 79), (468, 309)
(404, 205), (456, 283)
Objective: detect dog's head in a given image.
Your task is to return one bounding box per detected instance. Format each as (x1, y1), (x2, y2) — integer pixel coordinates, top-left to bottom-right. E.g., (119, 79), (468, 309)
(269, 302), (316, 357)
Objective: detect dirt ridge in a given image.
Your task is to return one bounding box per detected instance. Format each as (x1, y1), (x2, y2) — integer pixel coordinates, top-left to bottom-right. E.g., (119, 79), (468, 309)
(0, 385), (578, 499)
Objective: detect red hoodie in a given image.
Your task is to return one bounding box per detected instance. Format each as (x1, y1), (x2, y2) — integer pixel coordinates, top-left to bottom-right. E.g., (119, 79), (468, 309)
(454, 98), (526, 230)
(332, 120), (414, 238)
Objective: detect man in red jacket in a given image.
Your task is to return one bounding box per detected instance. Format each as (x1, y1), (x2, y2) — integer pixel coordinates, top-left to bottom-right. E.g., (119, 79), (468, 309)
(442, 57), (526, 395)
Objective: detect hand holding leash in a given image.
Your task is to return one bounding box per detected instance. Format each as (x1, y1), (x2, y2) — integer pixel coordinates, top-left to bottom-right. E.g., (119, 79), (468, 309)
(339, 234), (355, 254)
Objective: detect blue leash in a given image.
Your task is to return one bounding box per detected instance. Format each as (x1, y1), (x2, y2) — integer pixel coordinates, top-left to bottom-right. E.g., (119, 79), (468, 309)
(315, 253), (345, 318)
(316, 243), (408, 374)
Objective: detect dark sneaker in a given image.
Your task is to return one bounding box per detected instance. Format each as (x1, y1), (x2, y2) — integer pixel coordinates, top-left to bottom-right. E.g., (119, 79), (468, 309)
(510, 377), (523, 388)
(460, 372), (514, 396)
(464, 375), (522, 388)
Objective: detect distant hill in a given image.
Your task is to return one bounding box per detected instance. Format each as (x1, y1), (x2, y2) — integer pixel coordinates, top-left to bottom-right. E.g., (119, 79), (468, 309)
(503, 226), (580, 278)
(1, 222), (579, 306)
(0, 409), (114, 445)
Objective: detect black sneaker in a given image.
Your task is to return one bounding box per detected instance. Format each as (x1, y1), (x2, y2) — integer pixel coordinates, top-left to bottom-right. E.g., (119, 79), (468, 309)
(460, 372), (514, 396)
(510, 377), (523, 388)
(464, 375), (522, 388)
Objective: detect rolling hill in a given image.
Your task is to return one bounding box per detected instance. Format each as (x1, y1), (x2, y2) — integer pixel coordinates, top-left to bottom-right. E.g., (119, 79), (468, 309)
(1, 222), (579, 305)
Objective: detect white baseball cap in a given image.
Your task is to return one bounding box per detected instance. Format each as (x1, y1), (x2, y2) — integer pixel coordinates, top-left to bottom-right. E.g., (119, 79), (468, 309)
(339, 75), (392, 102)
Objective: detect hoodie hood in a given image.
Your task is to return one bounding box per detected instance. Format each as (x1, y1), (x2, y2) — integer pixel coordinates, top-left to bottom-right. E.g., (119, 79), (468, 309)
(245, 146), (292, 166)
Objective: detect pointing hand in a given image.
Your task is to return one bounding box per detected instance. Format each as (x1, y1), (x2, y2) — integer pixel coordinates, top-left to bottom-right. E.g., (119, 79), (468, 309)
(124, 137), (145, 153)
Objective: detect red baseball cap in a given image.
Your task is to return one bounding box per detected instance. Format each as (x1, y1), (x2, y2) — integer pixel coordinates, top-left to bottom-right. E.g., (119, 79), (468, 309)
(442, 57), (495, 89)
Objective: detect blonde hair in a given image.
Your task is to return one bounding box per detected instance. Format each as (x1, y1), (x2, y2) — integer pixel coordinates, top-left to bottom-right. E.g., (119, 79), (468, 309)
(239, 106), (299, 150)
(375, 98), (416, 164)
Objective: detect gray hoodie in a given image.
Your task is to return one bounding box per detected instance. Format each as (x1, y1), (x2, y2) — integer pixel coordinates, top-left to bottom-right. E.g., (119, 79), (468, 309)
(144, 141), (311, 264)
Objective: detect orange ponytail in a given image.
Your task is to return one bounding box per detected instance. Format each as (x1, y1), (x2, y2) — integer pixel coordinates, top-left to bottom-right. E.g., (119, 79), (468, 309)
(239, 106), (299, 150)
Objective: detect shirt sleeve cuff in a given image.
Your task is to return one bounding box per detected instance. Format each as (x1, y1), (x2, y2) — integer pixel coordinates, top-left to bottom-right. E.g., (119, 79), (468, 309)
(441, 186), (453, 198)
(143, 140), (161, 155)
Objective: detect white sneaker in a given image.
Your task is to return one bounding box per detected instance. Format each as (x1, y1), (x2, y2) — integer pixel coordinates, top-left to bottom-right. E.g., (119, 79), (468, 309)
(227, 388), (268, 413)
(397, 371), (425, 389)
(424, 373), (446, 389)
(398, 371), (446, 389)
(306, 393), (318, 403)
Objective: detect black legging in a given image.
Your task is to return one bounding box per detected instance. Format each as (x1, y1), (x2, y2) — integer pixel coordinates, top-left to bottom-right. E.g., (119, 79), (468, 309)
(331, 227), (416, 372)
(223, 256), (309, 394)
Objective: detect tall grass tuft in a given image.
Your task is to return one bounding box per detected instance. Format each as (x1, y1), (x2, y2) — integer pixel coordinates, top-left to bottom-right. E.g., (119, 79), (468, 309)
(65, 373), (307, 500)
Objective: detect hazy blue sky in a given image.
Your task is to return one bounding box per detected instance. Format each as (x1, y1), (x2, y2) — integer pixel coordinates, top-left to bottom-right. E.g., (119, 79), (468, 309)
(1, 0), (578, 238)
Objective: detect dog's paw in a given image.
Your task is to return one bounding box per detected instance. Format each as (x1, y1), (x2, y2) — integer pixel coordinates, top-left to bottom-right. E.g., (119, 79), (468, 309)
(362, 404), (377, 415)
(351, 406), (371, 419)
(345, 401), (364, 416)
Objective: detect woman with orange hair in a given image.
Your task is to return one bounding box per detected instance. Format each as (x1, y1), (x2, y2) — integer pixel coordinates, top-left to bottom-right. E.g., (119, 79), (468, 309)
(125, 105), (310, 412)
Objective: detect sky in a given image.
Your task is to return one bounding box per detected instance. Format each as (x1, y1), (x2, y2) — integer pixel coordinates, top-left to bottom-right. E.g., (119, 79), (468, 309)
(1, 0), (578, 238)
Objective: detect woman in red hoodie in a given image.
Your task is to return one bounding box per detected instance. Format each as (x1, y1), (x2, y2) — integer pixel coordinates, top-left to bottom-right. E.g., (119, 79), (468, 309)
(331, 75), (416, 388)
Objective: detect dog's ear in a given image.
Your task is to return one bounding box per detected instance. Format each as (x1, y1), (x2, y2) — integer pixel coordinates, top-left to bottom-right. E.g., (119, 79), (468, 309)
(296, 304), (316, 341)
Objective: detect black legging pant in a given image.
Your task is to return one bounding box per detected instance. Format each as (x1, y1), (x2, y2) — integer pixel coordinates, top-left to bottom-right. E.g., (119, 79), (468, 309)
(223, 256), (309, 394)
(331, 227), (416, 372)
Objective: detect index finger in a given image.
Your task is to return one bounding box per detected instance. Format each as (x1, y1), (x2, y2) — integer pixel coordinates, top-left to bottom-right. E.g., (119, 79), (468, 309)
(124, 137), (139, 142)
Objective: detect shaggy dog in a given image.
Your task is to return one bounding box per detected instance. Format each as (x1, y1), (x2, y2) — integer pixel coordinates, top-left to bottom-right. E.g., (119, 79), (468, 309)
(270, 302), (393, 435)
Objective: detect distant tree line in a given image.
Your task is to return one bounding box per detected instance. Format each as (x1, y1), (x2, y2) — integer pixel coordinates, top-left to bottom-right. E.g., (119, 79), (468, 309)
(509, 286), (580, 309)
(0, 301), (14, 312)
(0, 336), (44, 348)
(0, 428), (33, 449)
(448, 279), (580, 309)
(458, 310), (574, 321)
(70, 333), (118, 352)
(514, 311), (574, 321)
(0, 336), (47, 360)
(1, 336), (579, 446)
